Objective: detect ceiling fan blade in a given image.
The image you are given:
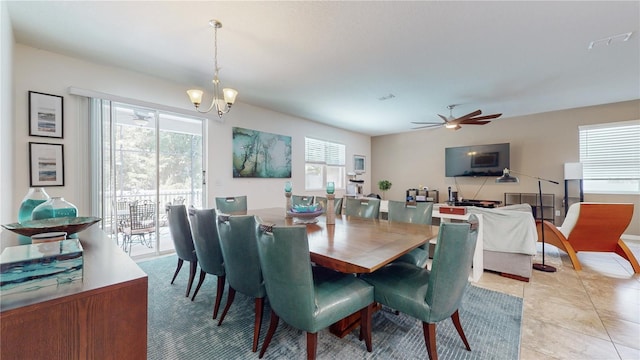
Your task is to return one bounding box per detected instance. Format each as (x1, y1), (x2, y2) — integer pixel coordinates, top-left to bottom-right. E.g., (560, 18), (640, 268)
(454, 109), (482, 122)
(412, 124), (443, 130)
(437, 114), (449, 122)
(461, 120), (491, 125)
(411, 121), (444, 125)
(468, 113), (502, 121)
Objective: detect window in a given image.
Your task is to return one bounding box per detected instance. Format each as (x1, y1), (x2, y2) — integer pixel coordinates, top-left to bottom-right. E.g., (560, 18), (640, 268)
(579, 120), (640, 194)
(305, 137), (346, 191)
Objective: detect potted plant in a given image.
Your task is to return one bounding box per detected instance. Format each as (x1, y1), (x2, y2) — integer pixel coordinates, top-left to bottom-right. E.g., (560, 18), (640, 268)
(378, 180), (392, 200)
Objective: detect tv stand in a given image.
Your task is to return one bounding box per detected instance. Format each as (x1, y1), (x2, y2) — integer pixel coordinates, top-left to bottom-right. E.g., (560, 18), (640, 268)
(454, 199), (501, 208)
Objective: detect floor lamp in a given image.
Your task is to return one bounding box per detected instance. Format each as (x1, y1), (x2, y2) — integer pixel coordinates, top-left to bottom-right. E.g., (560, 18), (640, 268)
(496, 168), (559, 273)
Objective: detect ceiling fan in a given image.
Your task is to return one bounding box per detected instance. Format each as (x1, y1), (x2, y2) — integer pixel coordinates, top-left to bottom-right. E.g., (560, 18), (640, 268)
(411, 104), (502, 130)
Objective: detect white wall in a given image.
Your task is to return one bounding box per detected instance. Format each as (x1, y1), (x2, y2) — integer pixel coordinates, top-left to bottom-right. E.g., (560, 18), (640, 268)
(371, 100), (640, 236)
(0, 1), (15, 225)
(12, 44), (370, 218)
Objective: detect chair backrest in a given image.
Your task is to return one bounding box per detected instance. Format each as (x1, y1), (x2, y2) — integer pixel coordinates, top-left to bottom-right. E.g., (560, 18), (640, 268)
(216, 214), (265, 298)
(314, 196), (343, 215)
(130, 201), (156, 231)
(562, 203), (634, 252)
(215, 196), (248, 215)
(387, 200), (433, 225)
(344, 197), (380, 219)
(424, 215), (478, 322)
(292, 195), (314, 207)
(256, 225), (316, 330)
(188, 207), (225, 276)
(167, 204), (197, 262)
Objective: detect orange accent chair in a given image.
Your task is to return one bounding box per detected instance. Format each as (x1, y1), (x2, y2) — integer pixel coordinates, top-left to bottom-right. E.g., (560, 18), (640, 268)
(537, 203), (639, 273)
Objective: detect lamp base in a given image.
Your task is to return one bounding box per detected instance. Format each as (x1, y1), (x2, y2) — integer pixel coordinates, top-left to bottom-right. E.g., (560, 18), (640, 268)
(533, 263), (557, 273)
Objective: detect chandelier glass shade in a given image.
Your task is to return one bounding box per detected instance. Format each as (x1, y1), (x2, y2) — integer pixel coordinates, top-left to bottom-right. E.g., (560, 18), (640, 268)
(187, 19), (238, 118)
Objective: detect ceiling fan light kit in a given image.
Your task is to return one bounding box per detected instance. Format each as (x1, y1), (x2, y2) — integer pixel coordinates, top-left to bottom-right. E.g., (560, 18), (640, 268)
(411, 104), (502, 131)
(187, 19), (238, 118)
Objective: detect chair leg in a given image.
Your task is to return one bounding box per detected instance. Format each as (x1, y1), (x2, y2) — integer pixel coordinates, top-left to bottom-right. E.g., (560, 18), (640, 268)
(191, 270), (207, 301)
(186, 260), (197, 297)
(212, 275), (226, 319)
(253, 297), (265, 352)
(451, 310), (471, 351)
(359, 304), (373, 352)
(218, 287), (236, 326)
(170, 259), (184, 285)
(422, 322), (438, 360)
(259, 310), (279, 359)
(306, 332), (318, 360)
(615, 240), (640, 274)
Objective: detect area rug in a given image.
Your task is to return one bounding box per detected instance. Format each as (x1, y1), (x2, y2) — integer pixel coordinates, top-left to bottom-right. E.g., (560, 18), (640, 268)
(139, 255), (522, 359)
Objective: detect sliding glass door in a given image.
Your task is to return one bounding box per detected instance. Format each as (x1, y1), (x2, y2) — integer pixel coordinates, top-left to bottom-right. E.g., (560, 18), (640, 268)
(92, 99), (205, 257)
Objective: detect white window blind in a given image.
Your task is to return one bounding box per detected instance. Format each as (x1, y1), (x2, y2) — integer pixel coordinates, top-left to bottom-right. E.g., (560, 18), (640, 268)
(305, 138), (346, 165)
(305, 138), (346, 191)
(579, 120), (640, 194)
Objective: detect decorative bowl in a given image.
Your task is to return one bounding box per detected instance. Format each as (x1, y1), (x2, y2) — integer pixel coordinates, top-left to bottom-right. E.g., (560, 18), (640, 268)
(2, 216), (102, 237)
(287, 206), (323, 224)
(291, 203), (322, 213)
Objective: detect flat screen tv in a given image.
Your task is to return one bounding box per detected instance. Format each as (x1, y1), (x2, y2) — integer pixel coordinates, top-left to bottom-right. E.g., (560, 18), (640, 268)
(445, 143), (510, 177)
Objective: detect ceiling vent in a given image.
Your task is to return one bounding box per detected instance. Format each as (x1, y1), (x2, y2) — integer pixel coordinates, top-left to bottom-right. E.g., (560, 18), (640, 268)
(588, 32), (633, 50)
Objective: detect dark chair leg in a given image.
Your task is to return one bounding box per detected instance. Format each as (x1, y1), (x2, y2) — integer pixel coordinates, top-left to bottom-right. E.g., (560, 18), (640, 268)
(259, 310), (279, 359)
(306, 332), (318, 360)
(253, 297), (265, 352)
(212, 275), (225, 319)
(451, 309), (471, 351)
(191, 270), (207, 301)
(359, 304), (373, 352)
(218, 287), (236, 326)
(171, 259), (184, 285)
(185, 260), (197, 297)
(422, 322), (438, 360)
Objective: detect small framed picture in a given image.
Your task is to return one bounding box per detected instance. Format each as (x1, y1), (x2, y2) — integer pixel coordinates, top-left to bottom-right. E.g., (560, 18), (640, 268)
(354, 155), (366, 174)
(29, 91), (64, 138)
(29, 142), (65, 187)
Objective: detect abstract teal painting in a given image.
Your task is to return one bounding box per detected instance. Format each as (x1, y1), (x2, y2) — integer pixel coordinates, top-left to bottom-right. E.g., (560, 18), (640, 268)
(232, 127), (291, 178)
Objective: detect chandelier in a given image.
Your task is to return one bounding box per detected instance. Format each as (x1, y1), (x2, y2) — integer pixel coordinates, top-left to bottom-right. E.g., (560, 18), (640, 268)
(187, 19), (238, 118)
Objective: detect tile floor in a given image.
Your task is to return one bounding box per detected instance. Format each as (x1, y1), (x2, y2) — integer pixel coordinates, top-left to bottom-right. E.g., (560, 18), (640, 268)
(474, 240), (640, 360)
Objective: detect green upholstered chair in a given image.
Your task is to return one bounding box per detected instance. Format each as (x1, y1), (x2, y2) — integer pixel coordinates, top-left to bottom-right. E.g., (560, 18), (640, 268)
(256, 225), (374, 360)
(292, 195), (315, 207)
(344, 197), (380, 219)
(361, 216), (479, 360)
(215, 195), (248, 215)
(387, 201), (434, 267)
(188, 207), (226, 319)
(216, 214), (266, 352)
(314, 196), (343, 215)
(166, 205), (198, 297)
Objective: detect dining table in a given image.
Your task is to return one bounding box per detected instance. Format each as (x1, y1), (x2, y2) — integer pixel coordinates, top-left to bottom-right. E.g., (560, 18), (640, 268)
(250, 207), (439, 338)
(251, 207), (439, 274)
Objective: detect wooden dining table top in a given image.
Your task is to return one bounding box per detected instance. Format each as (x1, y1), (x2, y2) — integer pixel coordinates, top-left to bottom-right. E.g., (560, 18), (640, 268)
(250, 207), (439, 274)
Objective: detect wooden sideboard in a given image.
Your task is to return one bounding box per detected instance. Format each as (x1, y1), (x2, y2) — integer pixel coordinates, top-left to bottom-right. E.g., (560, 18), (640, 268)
(0, 227), (148, 359)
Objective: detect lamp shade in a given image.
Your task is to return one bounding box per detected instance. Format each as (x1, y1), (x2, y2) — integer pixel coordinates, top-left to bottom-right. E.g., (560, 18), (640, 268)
(564, 163), (583, 180)
(223, 88), (238, 105)
(187, 89), (204, 106)
(495, 168), (519, 183)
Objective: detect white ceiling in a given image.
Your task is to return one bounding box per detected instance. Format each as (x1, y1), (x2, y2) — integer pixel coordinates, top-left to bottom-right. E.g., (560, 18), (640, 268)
(6, 1), (640, 136)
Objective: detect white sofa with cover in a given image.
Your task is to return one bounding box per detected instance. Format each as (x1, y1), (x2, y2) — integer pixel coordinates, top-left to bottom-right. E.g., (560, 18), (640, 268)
(467, 203), (538, 281)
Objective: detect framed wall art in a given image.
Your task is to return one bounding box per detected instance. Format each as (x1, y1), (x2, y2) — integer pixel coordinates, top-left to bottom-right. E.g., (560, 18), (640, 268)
(232, 127), (291, 178)
(354, 154), (366, 174)
(29, 142), (65, 187)
(29, 91), (64, 138)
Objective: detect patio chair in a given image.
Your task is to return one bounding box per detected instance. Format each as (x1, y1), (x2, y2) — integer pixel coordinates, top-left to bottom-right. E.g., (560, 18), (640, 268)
(122, 200), (156, 254)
